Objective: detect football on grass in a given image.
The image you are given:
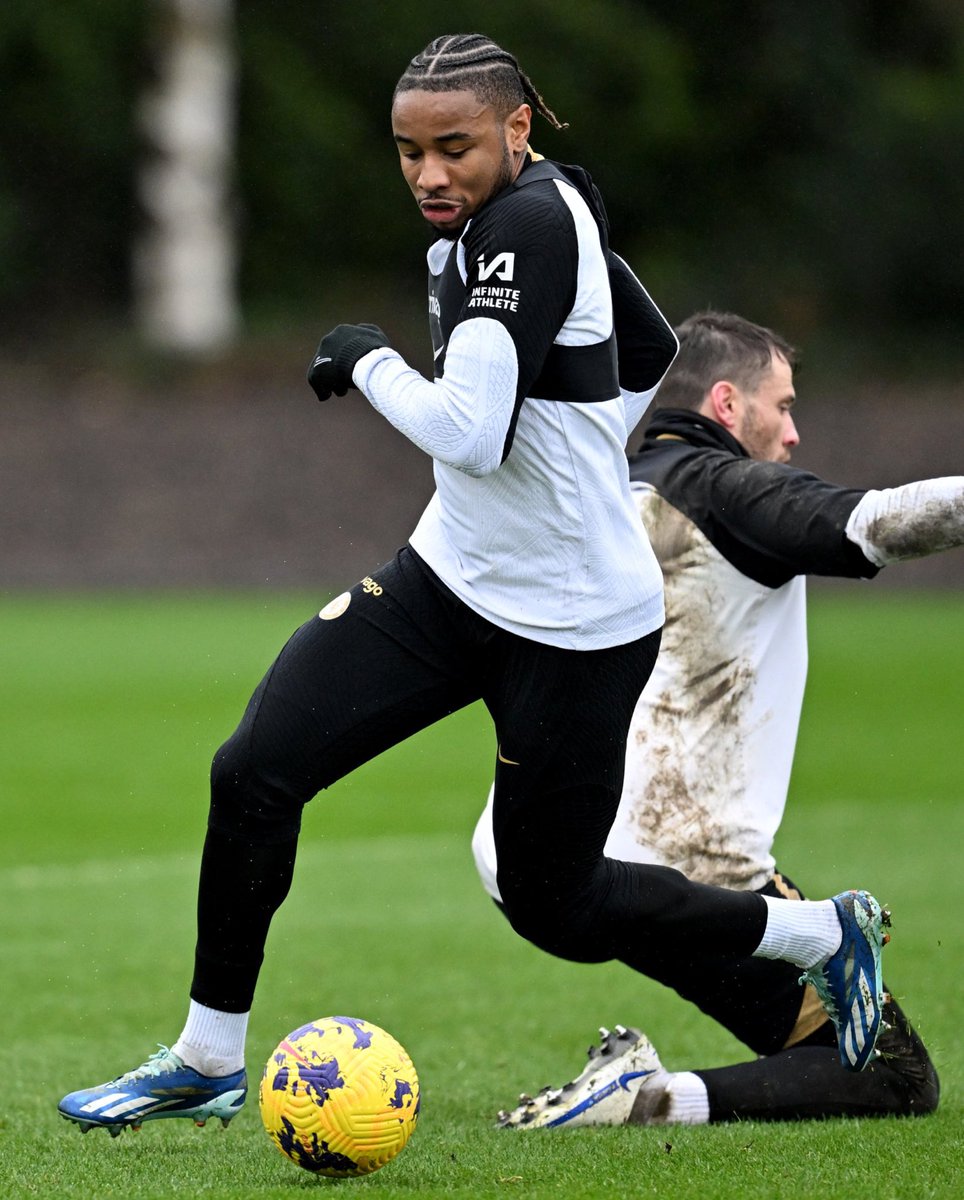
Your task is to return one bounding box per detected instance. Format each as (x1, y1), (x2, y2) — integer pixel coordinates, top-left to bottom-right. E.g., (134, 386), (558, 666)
(259, 1016), (419, 1177)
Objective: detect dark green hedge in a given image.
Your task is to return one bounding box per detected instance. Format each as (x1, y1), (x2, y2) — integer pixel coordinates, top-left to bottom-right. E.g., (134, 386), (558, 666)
(2, 0), (962, 355)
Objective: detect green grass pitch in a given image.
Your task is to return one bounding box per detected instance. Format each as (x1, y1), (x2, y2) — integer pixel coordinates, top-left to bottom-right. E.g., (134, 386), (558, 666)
(0, 589), (962, 1198)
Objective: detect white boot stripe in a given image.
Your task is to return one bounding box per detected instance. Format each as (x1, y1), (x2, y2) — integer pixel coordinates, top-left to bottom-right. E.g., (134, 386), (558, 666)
(79, 1093), (127, 1114)
(100, 1096), (168, 1119)
(850, 995), (865, 1044)
(859, 968), (877, 1030)
(844, 1024), (858, 1066)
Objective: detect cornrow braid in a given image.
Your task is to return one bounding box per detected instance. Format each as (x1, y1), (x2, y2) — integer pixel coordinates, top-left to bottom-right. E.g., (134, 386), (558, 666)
(395, 33), (568, 130)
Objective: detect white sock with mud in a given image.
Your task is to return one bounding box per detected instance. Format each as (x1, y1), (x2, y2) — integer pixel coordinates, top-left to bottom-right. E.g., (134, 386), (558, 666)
(664, 1073), (710, 1124)
(629, 1069), (709, 1125)
(172, 1000), (248, 1076)
(753, 896), (841, 969)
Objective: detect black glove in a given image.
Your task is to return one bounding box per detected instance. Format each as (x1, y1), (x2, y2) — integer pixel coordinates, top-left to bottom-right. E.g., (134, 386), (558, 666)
(307, 323), (392, 401)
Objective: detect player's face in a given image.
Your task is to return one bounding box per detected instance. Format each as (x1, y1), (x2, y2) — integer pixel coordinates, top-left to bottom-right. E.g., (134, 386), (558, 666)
(734, 352), (799, 463)
(392, 89), (531, 239)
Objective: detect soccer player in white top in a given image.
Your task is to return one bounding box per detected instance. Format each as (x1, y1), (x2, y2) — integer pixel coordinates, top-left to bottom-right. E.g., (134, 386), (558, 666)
(479, 311), (961, 1128)
(59, 40), (892, 1139)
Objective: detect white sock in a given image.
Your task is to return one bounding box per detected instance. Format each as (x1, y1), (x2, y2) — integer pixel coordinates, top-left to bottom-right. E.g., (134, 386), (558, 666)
(753, 896), (841, 969)
(172, 1000), (249, 1076)
(664, 1072), (710, 1125)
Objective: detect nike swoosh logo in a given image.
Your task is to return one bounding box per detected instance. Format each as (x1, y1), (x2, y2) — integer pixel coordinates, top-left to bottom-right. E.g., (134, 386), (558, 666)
(433, 345), (444, 360)
(497, 746), (520, 766)
(545, 1069), (656, 1127)
(617, 1070), (654, 1090)
(312, 355), (332, 367)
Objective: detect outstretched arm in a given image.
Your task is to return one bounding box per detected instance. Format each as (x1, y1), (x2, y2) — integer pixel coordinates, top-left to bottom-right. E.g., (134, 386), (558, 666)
(845, 477), (964, 566)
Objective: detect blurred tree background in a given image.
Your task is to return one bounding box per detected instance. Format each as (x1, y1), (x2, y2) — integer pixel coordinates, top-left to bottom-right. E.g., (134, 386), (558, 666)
(2, 0), (962, 362)
(0, 0), (961, 589)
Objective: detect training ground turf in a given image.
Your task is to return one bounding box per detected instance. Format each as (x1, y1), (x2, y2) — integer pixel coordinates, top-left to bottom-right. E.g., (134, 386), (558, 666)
(1, 590), (962, 1199)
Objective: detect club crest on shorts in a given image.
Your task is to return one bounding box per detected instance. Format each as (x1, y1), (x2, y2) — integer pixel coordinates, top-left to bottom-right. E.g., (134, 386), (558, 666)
(319, 592), (352, 621)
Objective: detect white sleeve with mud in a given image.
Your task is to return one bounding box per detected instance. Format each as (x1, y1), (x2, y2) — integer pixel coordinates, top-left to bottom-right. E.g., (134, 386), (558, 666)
(845, 477), (964, 566)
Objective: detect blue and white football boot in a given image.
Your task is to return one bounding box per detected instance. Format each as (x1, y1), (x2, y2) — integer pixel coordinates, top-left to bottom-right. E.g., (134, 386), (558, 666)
(58, 1047), (246, 1136)
(497, 1025), (670, 1128)
(803, 889), (892, 1072)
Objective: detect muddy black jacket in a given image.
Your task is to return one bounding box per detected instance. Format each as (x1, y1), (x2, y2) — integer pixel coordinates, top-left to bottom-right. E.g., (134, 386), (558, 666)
(628, 409), (879, 586)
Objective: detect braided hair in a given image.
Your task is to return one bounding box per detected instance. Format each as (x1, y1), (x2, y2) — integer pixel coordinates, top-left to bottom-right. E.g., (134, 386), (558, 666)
(394, 33), (567, 130)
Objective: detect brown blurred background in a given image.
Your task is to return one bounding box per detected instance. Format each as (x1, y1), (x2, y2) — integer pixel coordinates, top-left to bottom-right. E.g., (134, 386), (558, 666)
(1, 2), (961, 593)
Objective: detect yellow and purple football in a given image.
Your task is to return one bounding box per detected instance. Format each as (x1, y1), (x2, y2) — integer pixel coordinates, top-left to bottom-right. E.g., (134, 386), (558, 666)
(259, 1016), (419, 1177)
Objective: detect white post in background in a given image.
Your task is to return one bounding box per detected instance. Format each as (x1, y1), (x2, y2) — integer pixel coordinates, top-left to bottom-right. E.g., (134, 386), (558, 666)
(135, 0), (239, 354)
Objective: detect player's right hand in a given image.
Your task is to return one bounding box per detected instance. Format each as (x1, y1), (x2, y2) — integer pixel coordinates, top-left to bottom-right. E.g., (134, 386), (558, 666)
(307, 323), (392, 401)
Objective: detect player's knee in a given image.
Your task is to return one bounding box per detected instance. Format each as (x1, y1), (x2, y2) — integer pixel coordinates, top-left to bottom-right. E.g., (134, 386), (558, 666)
(209, 732), (305, 840)
(498, 882), (607, 964)
(877, 1004), (940, 1116)
(898, 1044), (940, 1116)
(210, 730), (253, 801)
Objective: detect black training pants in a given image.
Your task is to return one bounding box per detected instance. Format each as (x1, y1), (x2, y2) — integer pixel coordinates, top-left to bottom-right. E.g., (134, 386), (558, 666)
(191, 546), (766, 1012)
